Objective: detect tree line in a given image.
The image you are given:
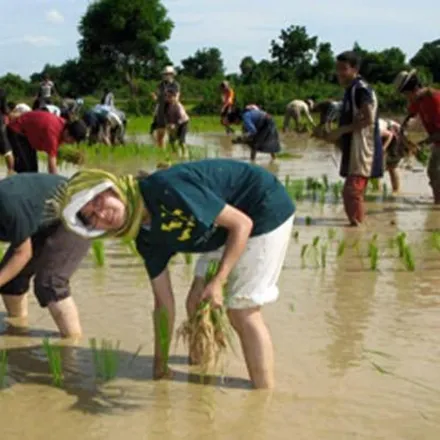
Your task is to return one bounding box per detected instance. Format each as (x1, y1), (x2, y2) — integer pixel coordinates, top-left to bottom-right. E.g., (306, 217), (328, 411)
(1, 0), (439, 115)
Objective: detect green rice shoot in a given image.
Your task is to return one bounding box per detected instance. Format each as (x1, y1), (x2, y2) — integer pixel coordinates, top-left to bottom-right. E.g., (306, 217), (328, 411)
(0, 350), (7, 389)
(43, 338), (64, 388)
(89, 338), (120, 382)
(91, 240), (105, 267)
(176, 260), (234, 373)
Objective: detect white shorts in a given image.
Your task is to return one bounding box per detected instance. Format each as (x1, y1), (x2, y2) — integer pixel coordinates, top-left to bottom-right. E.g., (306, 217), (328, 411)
(194, 215), (294, 309)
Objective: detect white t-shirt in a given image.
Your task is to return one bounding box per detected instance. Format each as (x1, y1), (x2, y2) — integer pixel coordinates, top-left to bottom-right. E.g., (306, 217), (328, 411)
(13, 103), (31, 114)
(44, 105), (61, 117)
(40, 80), (54, 98)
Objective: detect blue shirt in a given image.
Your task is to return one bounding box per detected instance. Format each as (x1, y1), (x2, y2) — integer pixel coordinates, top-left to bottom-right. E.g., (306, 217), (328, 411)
(135, 159), (295, 279)
(242, 108), (268, 135)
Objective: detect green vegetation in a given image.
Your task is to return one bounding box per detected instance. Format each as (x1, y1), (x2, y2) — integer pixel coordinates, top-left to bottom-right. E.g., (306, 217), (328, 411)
(91, 240), (105, 267)
(89, 338), (120, 382)
(0, 350), (7, 389)
(43, 338), (64, 388)
(2, 0), (440, 117)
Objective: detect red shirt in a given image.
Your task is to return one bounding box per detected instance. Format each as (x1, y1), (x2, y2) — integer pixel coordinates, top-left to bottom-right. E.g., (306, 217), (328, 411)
(8, 110), (66, 157)
(408, 89), (440, 141)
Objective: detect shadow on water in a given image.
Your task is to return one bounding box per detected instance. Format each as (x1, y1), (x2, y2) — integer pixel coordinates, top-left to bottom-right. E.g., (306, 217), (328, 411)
(0, 342), (252, 415)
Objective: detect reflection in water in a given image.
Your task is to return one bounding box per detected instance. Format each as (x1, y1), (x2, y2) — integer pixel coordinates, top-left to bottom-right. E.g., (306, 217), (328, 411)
(325, 228), (378, 374)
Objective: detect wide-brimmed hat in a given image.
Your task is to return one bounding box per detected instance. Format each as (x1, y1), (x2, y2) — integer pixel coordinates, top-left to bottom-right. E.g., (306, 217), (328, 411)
(393, 69), (417, 92)
(163, 65), (176, 75)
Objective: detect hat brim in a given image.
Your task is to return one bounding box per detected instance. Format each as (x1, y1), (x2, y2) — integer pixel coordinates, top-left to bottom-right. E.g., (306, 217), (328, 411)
(398, 69), (417, 92)
(62, 181), (115, 238)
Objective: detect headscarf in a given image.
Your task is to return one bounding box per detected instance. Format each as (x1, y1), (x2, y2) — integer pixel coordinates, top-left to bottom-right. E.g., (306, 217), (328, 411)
(51, 169), (144, 239)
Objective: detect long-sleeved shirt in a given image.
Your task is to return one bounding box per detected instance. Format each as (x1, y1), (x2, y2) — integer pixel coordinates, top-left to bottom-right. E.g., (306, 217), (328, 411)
(286, 100), (314, 124)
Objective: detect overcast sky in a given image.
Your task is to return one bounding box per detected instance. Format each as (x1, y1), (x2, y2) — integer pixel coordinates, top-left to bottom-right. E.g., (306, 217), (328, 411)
(0, 0), (438, 78)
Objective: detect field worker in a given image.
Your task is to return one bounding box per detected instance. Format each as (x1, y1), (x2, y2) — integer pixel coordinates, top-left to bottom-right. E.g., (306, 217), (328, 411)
(3, 111), (87, 174)
(100, 87), (115, 108)
(165, 89), (189, 156)
(92, 104), (126, 146)
(35, 73), (58, 107)
(151, 65), (181, 148)
(314, 99), (343, 128)
(395, 69), (440, 204)
(227, 105), (281, 162)
(322, 51), (383, 226)
(0, 173), (90, 337)
(282, 98), (316, 132)
(378, 118), (404, 193)
(61, 97), (84, 120)
(59, 160), (295, 389)
(220, 80), (235, 134)
(8, 102), (32, 119)
(0, 90), (14, 174)
(41, 104), (62, 117)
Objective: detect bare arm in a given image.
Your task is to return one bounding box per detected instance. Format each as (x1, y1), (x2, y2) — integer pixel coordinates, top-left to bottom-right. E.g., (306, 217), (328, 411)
(201, 205), (253, 306)
(150, 268), (175, 378)
(401, 114), (414, 133)
(381, 129), (394, 151)
(0, 238), (32, 288)
(47, 155), (58, 174)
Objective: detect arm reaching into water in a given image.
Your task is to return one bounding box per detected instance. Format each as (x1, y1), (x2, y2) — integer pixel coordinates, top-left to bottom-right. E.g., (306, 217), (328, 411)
(150, 268), (176, 379)
(0, 238), (32, 288)
(200, 204), (253, 307)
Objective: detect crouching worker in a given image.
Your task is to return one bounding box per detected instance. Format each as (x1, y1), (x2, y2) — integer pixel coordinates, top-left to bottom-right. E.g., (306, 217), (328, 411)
(5, 111), (87, 174)
(165, 90), (189, 157)
(59, 159), (295, 389)
(0, 173), (90, 337)
(228, 106), (281, 162)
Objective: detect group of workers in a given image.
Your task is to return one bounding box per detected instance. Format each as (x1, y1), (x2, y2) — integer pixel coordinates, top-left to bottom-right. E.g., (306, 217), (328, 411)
(0, 49), (439, 394)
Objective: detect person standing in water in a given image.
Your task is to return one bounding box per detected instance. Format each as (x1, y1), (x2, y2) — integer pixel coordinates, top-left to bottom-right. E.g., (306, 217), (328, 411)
(322, 51), (383, 226)
(35, 73), (58, 107)
(227, 106), (281, 162)
(0, 89), (14, 175)
(151, 66), (181, 148)
(0, 173), (90, 337)
(59, 160), (295, 389)
(394, 69), (440, 204)
(165, 90), (189, 157)
(220, 81), (235, 134)
(101, 87), (115, 107)
(282, 99), (316, 132)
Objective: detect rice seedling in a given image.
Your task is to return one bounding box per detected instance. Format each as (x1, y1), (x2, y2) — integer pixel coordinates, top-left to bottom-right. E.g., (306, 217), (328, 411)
(370, 178), (381, 192)
(0, 350), (7, 389)
(89, 338), (121, 382)
(156, 307), (170, 368)
(327, 228), (337, 241)
(43, 338), (63, 388)
(431, 231), (440, 252)
(311, 236), (320, 267)
(337, 240), (346, 257)
(368, 238), (379, 271)
(320, 243), (328, 268)
(300, 244), (309, 268)
(120, 237), (140, 258)
(176, 260), (234, 373)
(91, 239), (105, 267)
(305, 216), (312, 226)
(292, 230), (299, 242)
(396, 232), (407, 258)
(402, 244), (415, 271)
(184, 253), (193, 265)
(322, 174), (329, 191)
(319, 187), (326, 205)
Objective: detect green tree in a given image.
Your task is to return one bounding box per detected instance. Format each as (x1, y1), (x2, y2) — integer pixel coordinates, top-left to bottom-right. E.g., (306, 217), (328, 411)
(314, 42), (334, 81)
(411, 40), (440, 82)
(270, 25), (317, 80)
(180, 48), (225, 79)
(239, 56), (257, 83)
(78, 0), (174, 94)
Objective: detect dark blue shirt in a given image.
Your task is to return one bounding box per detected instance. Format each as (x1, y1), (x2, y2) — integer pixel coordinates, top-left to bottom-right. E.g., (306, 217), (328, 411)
(135, 159), (295, 279)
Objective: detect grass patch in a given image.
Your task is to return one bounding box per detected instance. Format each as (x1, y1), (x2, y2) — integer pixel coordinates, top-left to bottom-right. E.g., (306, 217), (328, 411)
(0, 350), (7, 389)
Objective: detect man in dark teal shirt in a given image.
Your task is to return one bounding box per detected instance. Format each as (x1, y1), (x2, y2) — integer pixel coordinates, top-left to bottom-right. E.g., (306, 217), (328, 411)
(61, 159), (296, 388)
(0, 173), (90, 337)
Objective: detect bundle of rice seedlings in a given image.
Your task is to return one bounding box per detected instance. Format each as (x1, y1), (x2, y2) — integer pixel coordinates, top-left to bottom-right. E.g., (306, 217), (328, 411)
(58, 145), (85, 165)
(176, 260), (234, 372)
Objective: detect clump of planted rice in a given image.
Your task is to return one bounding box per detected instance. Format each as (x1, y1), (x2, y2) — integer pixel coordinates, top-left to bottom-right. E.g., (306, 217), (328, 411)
(176, 260), (233, 372)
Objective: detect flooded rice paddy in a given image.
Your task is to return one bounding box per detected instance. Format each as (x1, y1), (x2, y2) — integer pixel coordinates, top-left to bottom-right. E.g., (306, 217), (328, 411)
(1, 132), (440, 439)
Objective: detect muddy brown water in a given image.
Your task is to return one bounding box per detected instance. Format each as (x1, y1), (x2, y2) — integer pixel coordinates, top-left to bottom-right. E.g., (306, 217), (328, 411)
(1, 134), (440, 439)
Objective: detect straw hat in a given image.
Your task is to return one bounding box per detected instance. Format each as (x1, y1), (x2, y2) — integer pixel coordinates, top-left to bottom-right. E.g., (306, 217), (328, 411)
(393, 69), (417, 92)
(163, 65), (176, 75)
